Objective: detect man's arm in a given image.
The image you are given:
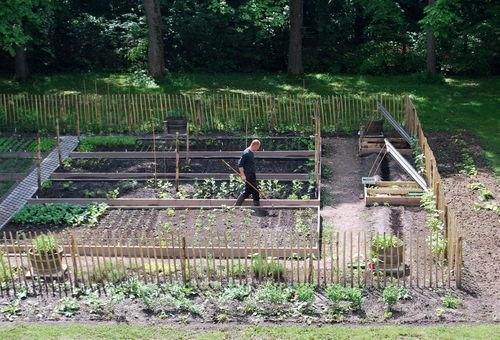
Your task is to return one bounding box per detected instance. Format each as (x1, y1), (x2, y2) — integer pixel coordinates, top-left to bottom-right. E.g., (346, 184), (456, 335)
(239, 167), (246, 181)
(238, 153), (247, 181)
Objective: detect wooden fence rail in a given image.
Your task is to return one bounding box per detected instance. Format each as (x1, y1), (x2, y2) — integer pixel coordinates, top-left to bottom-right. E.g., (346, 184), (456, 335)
(0, 229), (460, 297)
(0, 93), (405, 133)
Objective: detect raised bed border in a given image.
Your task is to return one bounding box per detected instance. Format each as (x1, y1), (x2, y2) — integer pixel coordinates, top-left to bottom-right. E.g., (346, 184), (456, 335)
(68, 150), (315, 159)
(364, 181), (424, 206)
(27, 197), (320, 207)
(358, 137), (411, 156)
(49, 172), (311, 181)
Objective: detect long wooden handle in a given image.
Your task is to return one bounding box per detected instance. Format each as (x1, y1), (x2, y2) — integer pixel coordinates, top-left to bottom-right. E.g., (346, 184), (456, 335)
(221, 160), (262, 196)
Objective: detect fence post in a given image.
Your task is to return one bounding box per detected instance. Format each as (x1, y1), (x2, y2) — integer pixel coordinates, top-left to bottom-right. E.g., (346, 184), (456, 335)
(181, 236), (187, 284)
(56, 118), (62, 164)
(175, 132), (180, 191)
(70, 234), (79, 286)
(455, 236), (462, 289)
(36, 133), (42, 189)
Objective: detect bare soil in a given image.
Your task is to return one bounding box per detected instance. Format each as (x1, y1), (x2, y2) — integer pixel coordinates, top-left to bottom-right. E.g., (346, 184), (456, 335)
(427, 131), (500, 320)
(57, 158), (312, 174)
(81, 136), (314, 152)
(34, 179), (316, 200)
(4, 207), (319, 248)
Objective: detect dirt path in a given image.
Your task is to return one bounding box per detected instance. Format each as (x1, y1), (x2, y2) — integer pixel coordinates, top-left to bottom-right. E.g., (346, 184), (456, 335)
(321, 137), (392, 234)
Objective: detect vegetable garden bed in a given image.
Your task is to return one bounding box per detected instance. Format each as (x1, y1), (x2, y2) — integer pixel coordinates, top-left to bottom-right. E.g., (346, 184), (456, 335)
(364, 181), (424, 206)
(5, 206), (321, 249)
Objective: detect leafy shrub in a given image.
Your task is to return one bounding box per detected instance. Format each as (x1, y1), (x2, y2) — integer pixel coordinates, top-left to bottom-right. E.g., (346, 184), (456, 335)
(382, 285), (410, 310)
(0, 252), (14, 284)
(77, 136), (137, 152)
(294, 284), (315, 303)
(253, 283), (292, 304)
(57, 297), (80, 317)
(89, 261), (127, 284)
(2, 299), (21, 321)
(251, 257), (284, 280)
(325, 284), (362, 311)
(222, 284), (251, 301)
(32, 235), (58, 255)
(13, 203), (108, 227)
(371, 234), (403, 250)
(442, 293), (462, 309)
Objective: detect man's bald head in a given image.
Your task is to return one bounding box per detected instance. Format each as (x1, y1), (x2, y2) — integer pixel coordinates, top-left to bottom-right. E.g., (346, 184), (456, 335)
(249, 139), (261, 152)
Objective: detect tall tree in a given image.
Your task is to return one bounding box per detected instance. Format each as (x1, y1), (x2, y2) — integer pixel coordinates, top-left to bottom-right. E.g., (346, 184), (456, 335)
(0, 0), (49, 80)
(426, 0), (437, 75)
(288, 0), (303, 75)
(143, 0), (165, 78)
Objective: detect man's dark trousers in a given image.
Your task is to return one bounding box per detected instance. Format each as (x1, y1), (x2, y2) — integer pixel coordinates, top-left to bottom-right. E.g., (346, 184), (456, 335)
(235, 173), (259, 206)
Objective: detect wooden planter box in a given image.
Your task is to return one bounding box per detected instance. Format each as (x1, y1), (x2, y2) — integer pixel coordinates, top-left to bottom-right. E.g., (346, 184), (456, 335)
(28, 246), (64, 277)
(164, 118), (188, 135)
(358, 136), (411, 156)
(364, 181), (424, 206)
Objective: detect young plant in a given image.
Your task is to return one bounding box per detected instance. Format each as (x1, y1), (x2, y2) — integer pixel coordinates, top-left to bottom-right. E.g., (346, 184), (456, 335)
(251, 256), (284, 280)
(41, 180), (52, 190)
(324, 284), (362, 311)
(57, 297), (80, 317)
(442, 293), (462, 309)
(382, 285), (410, 311)
(294, 284), (315, 303)
(2, 299), (21, 321)
(106, 188), (120, 199)
(32, 234), (58, 256)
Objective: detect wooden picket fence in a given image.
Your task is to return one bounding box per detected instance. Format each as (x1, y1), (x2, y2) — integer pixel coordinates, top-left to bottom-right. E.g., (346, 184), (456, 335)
(404, 96), (462, 288)
(0, 93), (404, 134)
(0, 229), (460, 296)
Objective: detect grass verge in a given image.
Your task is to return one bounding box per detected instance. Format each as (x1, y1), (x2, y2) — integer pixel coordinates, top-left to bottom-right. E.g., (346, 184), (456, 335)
(0, 323), (498, 340)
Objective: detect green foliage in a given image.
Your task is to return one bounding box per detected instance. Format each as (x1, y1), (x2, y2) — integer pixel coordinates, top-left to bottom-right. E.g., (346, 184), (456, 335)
(294, 208), (314, 237)
(420, 190), (447, 255)
(13, 203), (108, 227)
(410, 138), (425, 175)
(371, 234), (403, 250)
(2, 299), (21, 321)
(324, 284), (362, 311)
(31, 234), (58, 255)
(253, 283), (292, 304)
(77, 136), (137, 152)
(222, 284), (251, 301)
(441, 293), (462, 309)
(89, 261), (127, 284)
(383, 285), (410, 310)
(57, 297), (80, 317)
(251, 257), (284, 280)
(293, 284), (315, 303)
(0, 252), (14, 285)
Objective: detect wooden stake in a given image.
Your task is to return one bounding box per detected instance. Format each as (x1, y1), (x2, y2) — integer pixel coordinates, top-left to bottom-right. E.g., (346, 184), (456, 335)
(36, 133), (42, 189)
(175, 132), (180, 191)
(56, 118), (62, 164)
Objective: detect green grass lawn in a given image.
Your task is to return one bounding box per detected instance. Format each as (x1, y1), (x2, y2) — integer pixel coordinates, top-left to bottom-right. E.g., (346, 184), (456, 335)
(0, 323), (498, 339)
(1, 72), (498, 173)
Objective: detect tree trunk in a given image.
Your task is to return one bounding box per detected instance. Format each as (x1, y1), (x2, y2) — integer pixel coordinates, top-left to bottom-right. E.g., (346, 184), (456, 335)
(426, 0), (436, 76)
(144, 0), (165, 78)
(14, 44), (29, 81)
(288, 0), (303, 75)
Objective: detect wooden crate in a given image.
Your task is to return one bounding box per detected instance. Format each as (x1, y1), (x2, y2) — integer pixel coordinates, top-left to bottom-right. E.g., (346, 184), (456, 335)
(364, 181), (424, 206)
(358, 136), (411, 156)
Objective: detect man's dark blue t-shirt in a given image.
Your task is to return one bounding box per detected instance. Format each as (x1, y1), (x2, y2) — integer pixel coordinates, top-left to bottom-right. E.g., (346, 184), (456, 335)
(238, 148), (256, 175)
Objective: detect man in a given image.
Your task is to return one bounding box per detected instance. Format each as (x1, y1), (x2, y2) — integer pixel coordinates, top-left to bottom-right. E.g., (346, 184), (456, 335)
(234, 139), (261, 206)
